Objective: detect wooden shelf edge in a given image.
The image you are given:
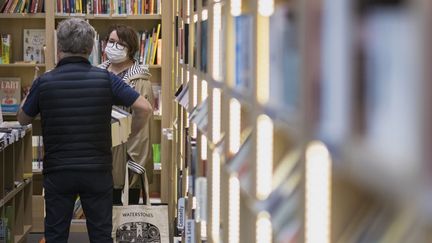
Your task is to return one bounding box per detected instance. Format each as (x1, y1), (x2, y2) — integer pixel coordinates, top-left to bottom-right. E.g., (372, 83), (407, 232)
(54, 14), (162, 19)
(0, 63), (46, 68)
(15, 225), (32, 243)
(149, 65), (162, 69)
(0, 178), (32, 208)
(0, 13), (45, 19)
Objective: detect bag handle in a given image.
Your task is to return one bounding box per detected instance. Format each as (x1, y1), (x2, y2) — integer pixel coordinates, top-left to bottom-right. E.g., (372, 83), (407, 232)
(121, 161), (151, 206)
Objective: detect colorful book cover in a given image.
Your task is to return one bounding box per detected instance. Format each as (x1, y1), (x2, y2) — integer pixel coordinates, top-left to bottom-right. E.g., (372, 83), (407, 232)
(0, 77), (21, 114)
(23, 29), (45, 64)
(152, 143), (160, 164)
(1, 34), (11, 64)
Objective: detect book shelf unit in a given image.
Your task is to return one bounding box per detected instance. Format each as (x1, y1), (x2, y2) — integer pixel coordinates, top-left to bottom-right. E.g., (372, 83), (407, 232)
(171, 0), (432, 242)
(316, 0), (432, 241)
(1, 0), (175, 235)
(172, 0), (307, 242)
(0, 126), (33, 243)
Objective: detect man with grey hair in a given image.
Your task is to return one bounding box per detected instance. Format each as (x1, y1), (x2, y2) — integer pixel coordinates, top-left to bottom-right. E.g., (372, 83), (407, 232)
(17, 18), (152, 243)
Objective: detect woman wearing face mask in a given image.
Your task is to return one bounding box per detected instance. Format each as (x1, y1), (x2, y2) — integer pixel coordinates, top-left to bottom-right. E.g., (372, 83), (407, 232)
(99, 24), (154, 205)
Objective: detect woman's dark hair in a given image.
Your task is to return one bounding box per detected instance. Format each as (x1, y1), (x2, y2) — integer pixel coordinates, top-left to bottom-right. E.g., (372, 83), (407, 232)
(106, 24), (139, 60)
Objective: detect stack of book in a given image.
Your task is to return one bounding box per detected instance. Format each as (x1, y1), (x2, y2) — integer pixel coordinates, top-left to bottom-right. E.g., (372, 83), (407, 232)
(111, 106), (132, 147)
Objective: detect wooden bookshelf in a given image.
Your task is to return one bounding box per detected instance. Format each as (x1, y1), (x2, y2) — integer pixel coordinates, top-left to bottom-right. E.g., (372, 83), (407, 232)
(169, 0), (432, 242)
(0, 127), (33, 243)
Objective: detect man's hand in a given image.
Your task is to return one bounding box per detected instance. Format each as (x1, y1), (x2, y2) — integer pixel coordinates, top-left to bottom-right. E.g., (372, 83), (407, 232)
(17, 96), (33, 125)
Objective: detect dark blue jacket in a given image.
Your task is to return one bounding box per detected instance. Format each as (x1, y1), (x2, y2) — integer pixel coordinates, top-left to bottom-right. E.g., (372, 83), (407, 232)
(39, 57), (114, 174)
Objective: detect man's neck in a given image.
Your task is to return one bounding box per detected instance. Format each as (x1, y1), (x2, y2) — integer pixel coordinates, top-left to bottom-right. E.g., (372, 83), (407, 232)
(58, 52), (89, 60)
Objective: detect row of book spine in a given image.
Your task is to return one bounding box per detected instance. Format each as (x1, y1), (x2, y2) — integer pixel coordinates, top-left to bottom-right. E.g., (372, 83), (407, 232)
(176, 20), (207, 72)
(0, 0), (44, 13)
(55, 0), (161, 15)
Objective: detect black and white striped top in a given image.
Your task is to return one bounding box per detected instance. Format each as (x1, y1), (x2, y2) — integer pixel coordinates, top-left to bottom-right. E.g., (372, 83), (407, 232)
(99, 60), (150, 89)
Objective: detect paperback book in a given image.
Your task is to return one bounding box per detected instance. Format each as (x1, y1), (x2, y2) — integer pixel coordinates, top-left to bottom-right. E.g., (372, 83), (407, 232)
(0, 77), (21, 114)
(23, 29), (46, 64)
(0, 34), (11, 64)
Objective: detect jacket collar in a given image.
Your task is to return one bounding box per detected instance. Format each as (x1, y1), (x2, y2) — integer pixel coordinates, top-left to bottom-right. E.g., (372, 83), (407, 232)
(57, 56), (91, 67)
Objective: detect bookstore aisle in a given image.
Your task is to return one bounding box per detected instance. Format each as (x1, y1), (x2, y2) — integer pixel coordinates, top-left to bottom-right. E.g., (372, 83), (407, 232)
(2, 0), (432, 242)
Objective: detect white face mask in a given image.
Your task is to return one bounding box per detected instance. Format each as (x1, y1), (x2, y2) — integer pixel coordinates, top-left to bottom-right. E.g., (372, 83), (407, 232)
(104, 45), (128, 63)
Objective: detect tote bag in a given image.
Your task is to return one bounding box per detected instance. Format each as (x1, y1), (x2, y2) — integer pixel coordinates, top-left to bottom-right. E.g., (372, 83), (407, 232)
(112, 163), (169, 243)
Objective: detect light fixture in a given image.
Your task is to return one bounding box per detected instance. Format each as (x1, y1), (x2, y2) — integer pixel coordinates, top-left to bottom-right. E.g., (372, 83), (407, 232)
(201, 135), (208, 161)
(258, 0), (274, 17)
(202, 9), (208, 21)
(228, 175), (240, 243)
(256, 114), (273, 200)
(202, 80), (208, 100)
(212, 88), (221, 143)
(256, 34), (270, 103)
(193, 75), (198, 108)
(211, 151), (221, 242)
(305, 141), (332, 243)
(256, 211), (272, 243)
(186, 0), (190, 16)
(231, 0), (241, 16)
(191, 75), (198, 138)
(212, 3), (222, 81)
(229, 98), (241, 154)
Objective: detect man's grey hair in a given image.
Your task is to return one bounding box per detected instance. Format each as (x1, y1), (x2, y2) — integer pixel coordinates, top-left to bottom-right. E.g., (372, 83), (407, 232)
(57, 18), (95, 55)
